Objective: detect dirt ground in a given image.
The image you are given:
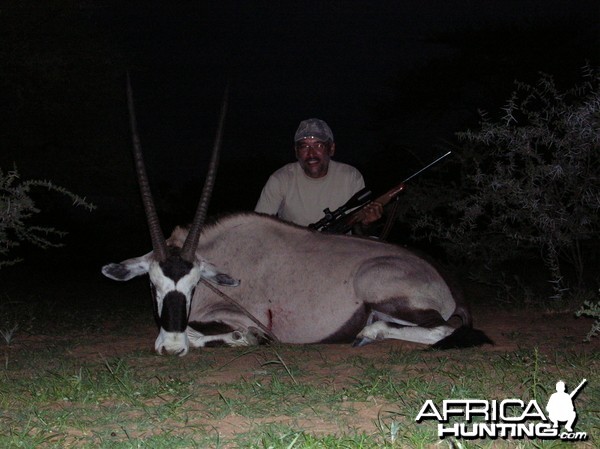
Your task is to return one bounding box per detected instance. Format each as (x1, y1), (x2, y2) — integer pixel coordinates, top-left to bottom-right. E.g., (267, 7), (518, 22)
(9, 297), (596, 362)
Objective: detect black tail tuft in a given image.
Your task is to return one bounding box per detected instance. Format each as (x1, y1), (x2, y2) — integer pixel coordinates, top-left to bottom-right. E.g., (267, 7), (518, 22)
(431, 326), (494, 350)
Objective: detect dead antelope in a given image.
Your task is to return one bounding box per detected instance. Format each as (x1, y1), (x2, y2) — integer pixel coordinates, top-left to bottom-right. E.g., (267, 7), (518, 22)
(102, 77), (492, 356)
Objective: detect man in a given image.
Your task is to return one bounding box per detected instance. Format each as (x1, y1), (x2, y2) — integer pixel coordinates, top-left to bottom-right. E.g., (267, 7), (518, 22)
(255, 118), (382, 227)
(546, 380), (578, 432)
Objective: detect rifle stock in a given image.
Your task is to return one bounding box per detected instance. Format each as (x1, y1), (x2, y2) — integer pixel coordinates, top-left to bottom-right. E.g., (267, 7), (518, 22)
(341, 182), (406, 229)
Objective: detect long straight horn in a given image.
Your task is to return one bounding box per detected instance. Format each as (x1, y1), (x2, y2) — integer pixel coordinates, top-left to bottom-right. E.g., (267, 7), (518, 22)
(127, 72), (168, 262)
(180, 85), (229, 262)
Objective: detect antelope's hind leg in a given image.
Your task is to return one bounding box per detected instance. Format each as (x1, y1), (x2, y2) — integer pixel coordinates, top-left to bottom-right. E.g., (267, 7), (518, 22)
(353, 309), (454, 347)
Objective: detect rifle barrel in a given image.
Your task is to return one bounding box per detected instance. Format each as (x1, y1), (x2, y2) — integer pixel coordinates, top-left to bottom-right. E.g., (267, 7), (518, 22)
(569, 378), (587, 398)
(402, 151), (451, 183)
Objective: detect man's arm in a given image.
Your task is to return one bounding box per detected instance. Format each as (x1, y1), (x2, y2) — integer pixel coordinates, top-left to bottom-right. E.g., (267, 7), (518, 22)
(351, 172), (382, 226)
(255, 175), (283, 216)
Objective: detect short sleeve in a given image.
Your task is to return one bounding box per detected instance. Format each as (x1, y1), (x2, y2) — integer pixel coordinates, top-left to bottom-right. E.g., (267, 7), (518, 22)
(255, 174), (284, 215)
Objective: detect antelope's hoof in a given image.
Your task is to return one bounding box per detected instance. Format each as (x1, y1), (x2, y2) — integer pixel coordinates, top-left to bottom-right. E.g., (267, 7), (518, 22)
(352, 337), (375, 347)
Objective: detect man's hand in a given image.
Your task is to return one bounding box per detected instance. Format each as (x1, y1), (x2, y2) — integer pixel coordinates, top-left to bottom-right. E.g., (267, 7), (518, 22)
(359, 201), (383, 225)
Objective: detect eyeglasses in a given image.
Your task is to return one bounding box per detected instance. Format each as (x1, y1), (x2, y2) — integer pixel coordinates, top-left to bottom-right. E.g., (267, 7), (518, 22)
(295, 142), (330, 152)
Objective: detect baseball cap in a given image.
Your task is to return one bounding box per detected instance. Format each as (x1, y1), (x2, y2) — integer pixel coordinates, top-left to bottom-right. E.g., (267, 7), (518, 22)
(294, 118), (334, 143)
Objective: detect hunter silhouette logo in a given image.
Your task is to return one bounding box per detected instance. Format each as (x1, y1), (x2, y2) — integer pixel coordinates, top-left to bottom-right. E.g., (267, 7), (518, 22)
(415, 378), (589, 441)
(546, 379), (586, 433)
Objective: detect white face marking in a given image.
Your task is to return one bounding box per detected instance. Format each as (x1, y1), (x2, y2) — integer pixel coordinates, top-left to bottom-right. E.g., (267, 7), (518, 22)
(155, 328), (189, 356)
(148, 261), (203, 318)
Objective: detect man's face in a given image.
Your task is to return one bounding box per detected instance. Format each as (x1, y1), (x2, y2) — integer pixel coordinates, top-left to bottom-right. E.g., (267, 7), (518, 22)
(295, 137), (335, 179)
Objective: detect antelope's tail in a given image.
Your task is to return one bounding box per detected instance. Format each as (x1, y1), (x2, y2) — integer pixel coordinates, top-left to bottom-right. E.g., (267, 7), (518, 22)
(432, 326), (494, 350)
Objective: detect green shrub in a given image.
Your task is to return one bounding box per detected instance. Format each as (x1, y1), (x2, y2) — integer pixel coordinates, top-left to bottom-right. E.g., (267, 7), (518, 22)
(408, 67), (600, 300)
(0, 166), (95, 268)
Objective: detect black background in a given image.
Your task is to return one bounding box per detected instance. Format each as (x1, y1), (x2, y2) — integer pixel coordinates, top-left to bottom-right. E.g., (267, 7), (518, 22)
(1, 0), (598, 270)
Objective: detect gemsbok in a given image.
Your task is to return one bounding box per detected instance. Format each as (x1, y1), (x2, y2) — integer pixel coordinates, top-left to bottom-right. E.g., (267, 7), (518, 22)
(102, 77), (492, 356)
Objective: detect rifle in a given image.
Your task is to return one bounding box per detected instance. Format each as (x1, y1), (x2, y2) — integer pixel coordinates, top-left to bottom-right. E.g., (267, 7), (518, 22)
(309, 151), (451, 233)
(569, 379), (587, 399)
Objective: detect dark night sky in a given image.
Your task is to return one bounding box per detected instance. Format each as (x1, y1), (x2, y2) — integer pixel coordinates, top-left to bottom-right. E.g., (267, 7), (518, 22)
(1, 0), (598, 265)
(103, 1), (598, 169)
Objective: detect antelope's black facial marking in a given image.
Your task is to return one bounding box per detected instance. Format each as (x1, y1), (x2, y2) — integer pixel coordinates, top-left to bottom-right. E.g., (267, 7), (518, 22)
(160, 253), (194, 283)
(160, 291), (188, 332)
(188, 321), (235, 335)
(150, 283), (160, 327)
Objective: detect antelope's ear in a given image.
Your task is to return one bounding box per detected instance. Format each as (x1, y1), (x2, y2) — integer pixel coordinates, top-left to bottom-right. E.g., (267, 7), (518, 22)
(102, 252), (152, 281)
(199, 260), (240, 287)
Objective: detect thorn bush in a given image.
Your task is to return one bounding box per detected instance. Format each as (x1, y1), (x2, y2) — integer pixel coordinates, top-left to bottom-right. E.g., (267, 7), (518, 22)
(408, 66), (600, 300)
(575, 291), (600, 342)
(0, 165), (95, 268)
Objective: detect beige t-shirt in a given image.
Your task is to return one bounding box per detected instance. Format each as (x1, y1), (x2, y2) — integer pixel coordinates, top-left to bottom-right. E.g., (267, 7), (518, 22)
(255, 161), (365, 226)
